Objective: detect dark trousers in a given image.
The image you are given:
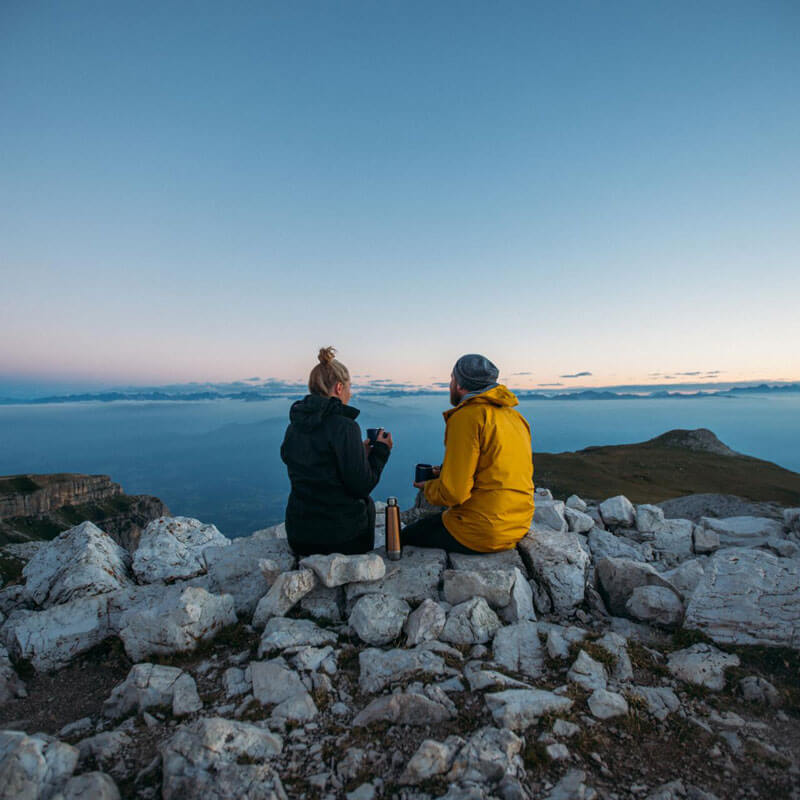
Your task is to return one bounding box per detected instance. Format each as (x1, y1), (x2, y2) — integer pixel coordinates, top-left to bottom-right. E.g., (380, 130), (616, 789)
(288, 498), (376, 557)
(401, 512), (481, 554)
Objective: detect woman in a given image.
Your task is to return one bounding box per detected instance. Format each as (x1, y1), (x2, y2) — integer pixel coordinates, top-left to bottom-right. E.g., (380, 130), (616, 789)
(280, 347), (393, 556)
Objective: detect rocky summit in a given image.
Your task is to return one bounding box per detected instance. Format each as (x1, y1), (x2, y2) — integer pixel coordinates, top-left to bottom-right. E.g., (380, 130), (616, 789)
(0, 492), (798, 800)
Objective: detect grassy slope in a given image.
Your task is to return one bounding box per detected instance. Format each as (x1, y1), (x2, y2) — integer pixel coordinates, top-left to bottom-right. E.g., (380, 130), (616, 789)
(534, 441), (800, 505)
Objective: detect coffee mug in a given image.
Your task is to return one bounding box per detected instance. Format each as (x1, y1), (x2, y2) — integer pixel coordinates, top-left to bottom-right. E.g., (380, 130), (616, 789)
(367, 428), (382, 443)
(415, 463), (436, 482)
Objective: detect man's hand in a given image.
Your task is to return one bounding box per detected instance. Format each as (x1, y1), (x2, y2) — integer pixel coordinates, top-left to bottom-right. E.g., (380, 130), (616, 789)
(414, 464), (440, 489)
(413, 480), (425, 490)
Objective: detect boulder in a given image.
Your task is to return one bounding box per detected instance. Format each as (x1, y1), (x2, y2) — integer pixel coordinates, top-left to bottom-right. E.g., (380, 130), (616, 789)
(349, 593), (410, 646)
(160, 717), (283, 800)
(649, 519), (694, 559)
(738, 676), (782, 707)
(463, 661), (533, 691)
(492, 621), (544, 679)
(626, 585), (684, 629)
(22, 522), (133, 607)
(404, 599), (447, 645)
(257, 617), (337, 656)
(534, 501), (567, 532)
(628, 685), (681, 721)
(448, 549), (526, 573)
(692, 526), (720, 555)
(440, 598), (501, 645)
(588, 688), (629, 719)
(0, 730), (78, 799)
(117, 585), (236, 662)
(535, 488), (554, 501)
(599, 495), (635, 528)
(784, 508), (800, 534)
(484, 689), (572, 730)
(565, 507), (594, 534)
(699, 516), (785, 548)
(299, 584), (344, 622)
(252, 569), (316, 628)
(635, 505), (666, 534)
(399, 737), (463, 785)
(0, 645), (25, 704)
(518, 527), (589, 615)
(667, 643), (740, 690)
(442, 569), (515, 608)
(358, 647), (446, 693)
(103, 663), (202, 719)
(566, 494), (587, 512)
(661, 560), (705, 598)
(353, 692), (453, 726)
(447, 726), (523, 784)
(299, 552), (385, 587)
(588, 528), (650, 563)
(58, 772), (120, 800)
(595, 557), (681, 617)
(594, 631), (633, 682)
(76, 731), (131, 775)
(567, 650), (608, 692)
(345, 546), (446, 607)
(684, 549), (800, 648)
(133, 516), (230, 583)
(499, 567), (536, 623)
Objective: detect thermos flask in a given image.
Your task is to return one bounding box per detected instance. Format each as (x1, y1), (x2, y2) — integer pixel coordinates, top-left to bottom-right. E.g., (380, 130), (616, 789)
(385, 497), (402, 561)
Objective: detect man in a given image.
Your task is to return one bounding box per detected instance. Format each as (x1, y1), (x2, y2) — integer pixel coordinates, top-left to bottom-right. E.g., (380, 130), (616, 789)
(402, 354), (535, 553)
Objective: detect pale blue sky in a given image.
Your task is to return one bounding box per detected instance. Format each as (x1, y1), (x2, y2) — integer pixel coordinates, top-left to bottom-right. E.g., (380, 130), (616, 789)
(1, 1), (799, 391)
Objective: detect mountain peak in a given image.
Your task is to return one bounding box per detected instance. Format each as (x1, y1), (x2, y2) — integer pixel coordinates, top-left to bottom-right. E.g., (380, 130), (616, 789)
(646, 428), (738, 456)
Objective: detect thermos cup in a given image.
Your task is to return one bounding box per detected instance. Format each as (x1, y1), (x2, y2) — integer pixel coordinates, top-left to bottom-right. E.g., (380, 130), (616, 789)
(366, 428), (382, 443)
(415, 463), (435, 482)
(385, 497), (402, 561)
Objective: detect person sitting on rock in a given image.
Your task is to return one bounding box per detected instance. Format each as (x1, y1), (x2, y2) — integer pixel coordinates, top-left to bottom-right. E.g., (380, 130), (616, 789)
(281, 347), (393, 556)
(403, 353), (534, 553)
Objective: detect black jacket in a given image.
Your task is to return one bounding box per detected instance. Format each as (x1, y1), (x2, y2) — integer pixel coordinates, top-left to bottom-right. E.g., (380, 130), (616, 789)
(280, 394), (390, 554)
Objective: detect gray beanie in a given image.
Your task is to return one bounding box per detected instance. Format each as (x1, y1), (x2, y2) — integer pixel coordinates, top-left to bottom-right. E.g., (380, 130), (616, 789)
(452, 354), (499, 392)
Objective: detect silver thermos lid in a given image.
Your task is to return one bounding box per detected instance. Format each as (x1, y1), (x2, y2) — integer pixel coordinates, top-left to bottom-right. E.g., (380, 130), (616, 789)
(387, 497), (398, 507)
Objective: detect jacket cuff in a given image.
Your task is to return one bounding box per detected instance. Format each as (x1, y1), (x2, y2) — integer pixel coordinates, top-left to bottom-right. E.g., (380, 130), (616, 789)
(369, 441), (390, 466)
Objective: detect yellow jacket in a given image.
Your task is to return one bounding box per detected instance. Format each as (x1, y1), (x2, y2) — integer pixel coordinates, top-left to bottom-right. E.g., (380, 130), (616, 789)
(423, 385), (535, 552)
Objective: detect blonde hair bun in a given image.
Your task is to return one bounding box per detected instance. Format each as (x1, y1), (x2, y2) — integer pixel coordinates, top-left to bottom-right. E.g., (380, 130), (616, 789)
(318, 346), (337, 365)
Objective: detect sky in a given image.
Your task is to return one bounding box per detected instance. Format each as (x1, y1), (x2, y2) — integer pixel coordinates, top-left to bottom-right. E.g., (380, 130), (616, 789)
(1, 1), (799, 393)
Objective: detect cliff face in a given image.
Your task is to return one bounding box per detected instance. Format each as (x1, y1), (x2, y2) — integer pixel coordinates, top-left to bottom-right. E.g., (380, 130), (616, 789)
(0, 474), (169, 550)
(0, 474), (123, 520)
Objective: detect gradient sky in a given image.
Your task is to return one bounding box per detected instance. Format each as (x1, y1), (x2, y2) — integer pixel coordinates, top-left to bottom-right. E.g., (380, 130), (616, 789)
(2, 1), (799, 392)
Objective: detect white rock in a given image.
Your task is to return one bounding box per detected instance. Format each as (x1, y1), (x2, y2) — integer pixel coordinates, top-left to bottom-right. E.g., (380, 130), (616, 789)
(103, 663), (202, 718)
(552, 719), (580, 738)
(299, 552), (385, 587)
(629, 685), (681, 720)
(599, 495), (635, 528)
(484, 688), (573, 730)
(404, 599), (446, 645)
(546, 742), (570, 760)
(595, 557), (681, 617)
(684, 549), (800, 647)
(565, 507), (594, 534)
(22, 522), (133, 608)
(661, 560), (705, 598)
(635, 505), (666, 533)
(499, 567), (536, 623)
(492, 621), (544, 679)
(77, 730), (131, 773)
(546, 770), (595, 800)
(692, 526), (720, 555)
(440, 598), (501, 645)
(160, 716), (283, 800)
(650, 519), (694, 559)
(518, 527), (589, 615)
(626, 585), (684, 628)
(588, 528), (650, 563)
(784, 508), (800, 534)
(58, 771), (120, 800)
(132, 516), (230, 583)
(535, 488), (554, 501)
(353, 691), (453, 726)
(588, 688), (628, 719)
(566, 494), (587, 512)
(738, 676), (781, 707)
(447, 726), (523, 783)
(700, 516), (785, 548)
(257, 617), (337, 656)
(252, 569), (316, 628)
(251, 658), (317, 720)
(117, 585), (235, 662)
(462, 661), (533, 692)
(667, 643), (740, 690)
(289, 645), (335, 673)
(594, 631), (633, 682)
(546, 629), (570, 660)
(442, 569), (515, 609)
(0, 730), (78, 799)
(567, 650), (608, 692)
(399, 737), (463, 785)
(358, 647), (446, 693)
(448, 549), (526, 572)
(223, 667), (251, 699)
(0, 645), (25, 704)
(534, 501), (568, 532)
(349, 593), (410, 646)
(299, 584), (344, 622)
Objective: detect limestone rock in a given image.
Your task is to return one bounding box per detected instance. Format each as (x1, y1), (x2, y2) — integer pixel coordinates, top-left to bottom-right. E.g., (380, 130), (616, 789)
(349, 593), (410, 646)
(499, 567), (536, 623)
(0, 730), (78, 799)
(545, 769), (595, 800)
(667, 643), (740, 690)
(599, 495), (635, 528)
(299, 584), (344, 622)
(636, 505), (666, 534)
(588, 688), (628, 719)
(784, 508), (800, 534)
(534, 501), (568, 532)
(258, 617), (337, 656)
(463, 661), (533, 692)
(133, 516), (230, 583)
(565, 507), (594, 534)
(594, 631), (633, 682)
(692, 526), (720, 555)
(160, 716), (283, 800)
(252, 569), (316, 628)
(442, 569), (515, 608)
(626, 585), (684, 629)
(684, 549), (800, 647)
(223, 666), (251, 698)
(404, 598), (447, 645)
(117, 585), (236, 662)
(650, 519), (694, 559)
(700, 516), (785, 548)
(518, 527), (589, 614)
(399, 736), (463, 784)
(448, 549), (526, 573)
(492, 621), (544, 679)
(353, 691), (453, 726)
(358, 647), (446, 693)
(447, 726), (523, 784)
(22, 522), (133, 608)
(441, 598), (501, 645)
(76, 730), (131, 775)
(588, 528), (650, 563)
(0, 645), (25, 704)
(567, 650), (608, 692)
(251, 658), (317, 720)
(595, 557), (681, 617)
(103, 663), (201, 719)
(58, 771), (120, 800)
(661, 560), (705, 598)
(566, 494), (588, 512)
(738, 676), (781, 707)
(299, 552), (385, 587)
(629, 685), (681, 721)
(484, 688), (573, 730)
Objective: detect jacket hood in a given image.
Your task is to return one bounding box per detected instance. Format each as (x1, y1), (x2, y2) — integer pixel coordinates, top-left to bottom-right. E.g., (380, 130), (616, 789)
(290, 394), (360, 431)
(444, 384), (518, 420)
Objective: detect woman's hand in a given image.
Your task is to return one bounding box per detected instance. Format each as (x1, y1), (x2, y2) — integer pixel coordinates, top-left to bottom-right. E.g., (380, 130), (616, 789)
(376, 430), (394, 450)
